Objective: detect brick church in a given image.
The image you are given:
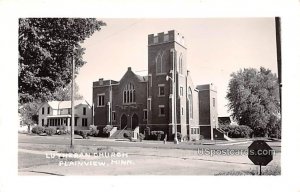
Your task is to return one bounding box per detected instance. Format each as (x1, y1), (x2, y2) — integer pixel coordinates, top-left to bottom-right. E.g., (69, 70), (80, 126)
(92, 30), (220, 140)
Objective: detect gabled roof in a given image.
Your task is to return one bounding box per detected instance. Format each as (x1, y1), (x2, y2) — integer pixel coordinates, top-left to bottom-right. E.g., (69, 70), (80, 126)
(57, 100), (89, 109)
(40, 100), (90, 111)
(119, 67), (149, 83)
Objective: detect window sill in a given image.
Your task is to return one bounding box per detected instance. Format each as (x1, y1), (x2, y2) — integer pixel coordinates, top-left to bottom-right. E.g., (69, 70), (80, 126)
(123, 102), (137, 105)
(156, 73), (167, 76)
(157, 95), (165, 97)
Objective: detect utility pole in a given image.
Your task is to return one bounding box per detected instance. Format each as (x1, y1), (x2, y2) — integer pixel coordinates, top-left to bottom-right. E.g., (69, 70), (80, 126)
(70, 49), (75, 149)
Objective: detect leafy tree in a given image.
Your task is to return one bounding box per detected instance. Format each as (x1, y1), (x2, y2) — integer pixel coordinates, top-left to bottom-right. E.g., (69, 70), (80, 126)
(18, 101), (40, 131)
(18, 18), (106, 103)
(226, 67), (281, 137)
(52, 82), (83, 101)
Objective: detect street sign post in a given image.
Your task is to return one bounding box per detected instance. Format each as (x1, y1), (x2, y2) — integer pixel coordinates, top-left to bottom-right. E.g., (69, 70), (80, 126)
(248, 140), (274, 175)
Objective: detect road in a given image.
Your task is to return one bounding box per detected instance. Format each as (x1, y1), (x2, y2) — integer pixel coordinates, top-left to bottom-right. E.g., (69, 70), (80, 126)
(18, 134), (281, 175)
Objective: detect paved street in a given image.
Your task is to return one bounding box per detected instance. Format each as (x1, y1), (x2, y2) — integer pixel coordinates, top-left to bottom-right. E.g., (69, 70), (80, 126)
(18, 134), (281, 175)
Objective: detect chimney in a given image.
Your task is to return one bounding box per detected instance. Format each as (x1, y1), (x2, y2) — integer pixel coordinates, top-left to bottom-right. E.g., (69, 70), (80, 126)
(99, 78), (104, 86)
(128, 67), (132, 71)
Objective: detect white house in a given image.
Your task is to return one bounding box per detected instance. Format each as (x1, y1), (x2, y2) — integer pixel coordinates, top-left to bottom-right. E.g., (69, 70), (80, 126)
(37, 100), (92, 131)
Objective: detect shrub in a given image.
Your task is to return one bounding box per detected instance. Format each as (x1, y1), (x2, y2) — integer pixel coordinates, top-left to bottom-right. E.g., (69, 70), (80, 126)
(88, 127), (99, 137)
(123, 132), (133, 141)
(199, 135), (204, 140)
(221, 125), (253, 138)
(102, 125), (113, 137)
(123, 132), (131, 138)
(103, 125), (113, 134)
(45, 127), (56, 136)
(31, 126), (45, 135)
(150, 131), (164, 140)
(171, 132), (182, 141)
(182, 135), (189, 141)
(56, 126), (67, 135)
(74, 130), (80, 135)
(78, 130), (90, 139)
(138, 133), (145, 142)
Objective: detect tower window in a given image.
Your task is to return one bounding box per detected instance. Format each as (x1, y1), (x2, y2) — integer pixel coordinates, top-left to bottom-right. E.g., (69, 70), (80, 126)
(159, 105), (165, 117)
(213, 98), (216, 107)
(179, 54), (183, 74)
(42, 107), (44, 115)
(156, 51), (166, 74)
(158, 84), (165, 96)
(83, 107), (86, 115)
(156, 53), (163, 74)
(98, 94), (105, 107)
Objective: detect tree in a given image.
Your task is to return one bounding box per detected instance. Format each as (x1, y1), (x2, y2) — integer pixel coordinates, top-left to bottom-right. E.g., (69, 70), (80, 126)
(18, 101), (40, 131)
(52, 82), (83, 101)
(18, 18), (106, 103)
(226, 67), (281, 137)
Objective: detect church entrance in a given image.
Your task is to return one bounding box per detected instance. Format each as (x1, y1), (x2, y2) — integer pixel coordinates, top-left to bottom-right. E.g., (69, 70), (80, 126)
(131, 113), (139, 130)
(120, 114), (127, 130)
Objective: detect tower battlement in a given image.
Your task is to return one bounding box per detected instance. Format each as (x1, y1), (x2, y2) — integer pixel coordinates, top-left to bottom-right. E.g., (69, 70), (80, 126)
(148, 30), (185, 47)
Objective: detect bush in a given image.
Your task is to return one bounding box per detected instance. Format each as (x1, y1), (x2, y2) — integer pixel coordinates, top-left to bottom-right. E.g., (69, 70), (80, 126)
(45, 127), (56, 136)
(56, 126), (67, 135)
(171, 132), (182, 141)
(182, 135), (189, 141)
(74, 130), (80, 135)
(88, 127), (99, 137)
(221, 125), (253, 138)
(123, 132), (131, 138)
(123, 132), (133, 141)
(31, 126), (45, 135)
(138, 133), (145, 142)
(150, 131), (164, 140)
(102, 125), (113, 137)
(78, 130), (90, 139)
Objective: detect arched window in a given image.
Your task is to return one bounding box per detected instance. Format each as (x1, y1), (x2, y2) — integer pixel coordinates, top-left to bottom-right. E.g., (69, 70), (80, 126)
(123, 83), (136, 104)
(188, 87), (193, 119)
(156, 52), (163, 74)
(179, 54), (183, 74)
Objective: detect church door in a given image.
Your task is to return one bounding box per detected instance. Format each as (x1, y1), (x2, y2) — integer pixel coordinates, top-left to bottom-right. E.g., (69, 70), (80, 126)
(121, 114), (127, 130)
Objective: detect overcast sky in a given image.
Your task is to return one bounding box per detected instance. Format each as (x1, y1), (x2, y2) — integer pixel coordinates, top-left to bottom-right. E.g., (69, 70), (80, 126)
(76, 18), (278, 117)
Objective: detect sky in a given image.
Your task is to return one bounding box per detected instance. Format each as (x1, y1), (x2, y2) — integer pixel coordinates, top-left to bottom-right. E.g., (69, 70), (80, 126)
(76, 18), (278, 117)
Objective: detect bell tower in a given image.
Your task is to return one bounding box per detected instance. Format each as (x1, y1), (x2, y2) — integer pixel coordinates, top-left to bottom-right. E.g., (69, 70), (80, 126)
(147, 30), (187, 136)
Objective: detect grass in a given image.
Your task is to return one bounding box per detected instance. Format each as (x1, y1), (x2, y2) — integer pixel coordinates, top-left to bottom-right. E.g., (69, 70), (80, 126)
(58, 145), (117, 154)
(215, 164), (281, 176)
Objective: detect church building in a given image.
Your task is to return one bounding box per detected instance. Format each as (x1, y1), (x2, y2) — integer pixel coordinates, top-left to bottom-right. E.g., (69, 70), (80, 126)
(92, 30), (220, 140)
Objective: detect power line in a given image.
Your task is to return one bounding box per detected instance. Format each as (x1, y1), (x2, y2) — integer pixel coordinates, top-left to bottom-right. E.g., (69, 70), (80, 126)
(82, 19), (144, 48)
